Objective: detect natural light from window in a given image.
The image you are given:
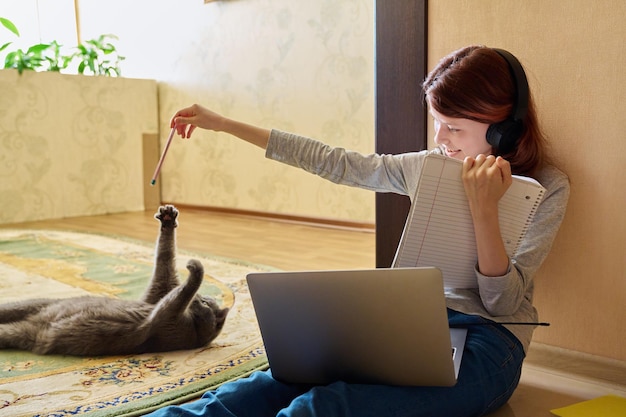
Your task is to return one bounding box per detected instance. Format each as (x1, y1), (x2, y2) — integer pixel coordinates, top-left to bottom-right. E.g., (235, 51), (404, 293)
(2, 0), (78, 50)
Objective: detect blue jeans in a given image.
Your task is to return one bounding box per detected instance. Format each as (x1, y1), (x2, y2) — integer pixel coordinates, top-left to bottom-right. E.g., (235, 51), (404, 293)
(146, 310), (525, 417)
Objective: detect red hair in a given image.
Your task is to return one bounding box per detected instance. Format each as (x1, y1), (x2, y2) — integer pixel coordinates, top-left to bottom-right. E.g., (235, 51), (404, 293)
(423, 45), (547, 176)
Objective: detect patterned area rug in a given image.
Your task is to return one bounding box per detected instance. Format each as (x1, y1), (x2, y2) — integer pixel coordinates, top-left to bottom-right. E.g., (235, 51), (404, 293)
(0, 229), (274, 417)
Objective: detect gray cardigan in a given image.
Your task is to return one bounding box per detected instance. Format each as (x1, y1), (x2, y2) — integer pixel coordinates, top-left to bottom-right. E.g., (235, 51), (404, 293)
(266, 129), (570, 352)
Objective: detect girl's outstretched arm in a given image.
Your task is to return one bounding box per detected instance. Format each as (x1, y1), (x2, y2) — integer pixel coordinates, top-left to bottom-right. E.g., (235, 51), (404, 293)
(171, 104), (271, 149)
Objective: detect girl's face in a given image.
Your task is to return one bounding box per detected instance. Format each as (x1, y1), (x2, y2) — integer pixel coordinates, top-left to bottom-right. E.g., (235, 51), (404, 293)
(429, 106), (492, 160)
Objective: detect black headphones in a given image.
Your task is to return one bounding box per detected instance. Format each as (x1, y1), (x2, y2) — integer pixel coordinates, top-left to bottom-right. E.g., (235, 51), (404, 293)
(485, 48), (529, 154)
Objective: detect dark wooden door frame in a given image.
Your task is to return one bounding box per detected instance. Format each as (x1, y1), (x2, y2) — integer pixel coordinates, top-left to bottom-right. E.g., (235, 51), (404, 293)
(375, 0), (428, 267)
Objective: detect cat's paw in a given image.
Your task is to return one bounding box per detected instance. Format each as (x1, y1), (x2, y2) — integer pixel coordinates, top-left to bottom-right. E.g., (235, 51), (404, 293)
(155, 205), (178, 228)
(186, 259), (204, 280)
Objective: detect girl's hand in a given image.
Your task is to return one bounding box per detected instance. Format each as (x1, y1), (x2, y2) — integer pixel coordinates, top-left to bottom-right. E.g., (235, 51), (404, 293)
(462, 155), (512, 219)
(170, 104), (226, 139)
(462, 154), (513, 277)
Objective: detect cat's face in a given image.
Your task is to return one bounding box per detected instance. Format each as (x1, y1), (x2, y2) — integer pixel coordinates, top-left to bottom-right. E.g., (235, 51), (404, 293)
(191, 295), (229, 334)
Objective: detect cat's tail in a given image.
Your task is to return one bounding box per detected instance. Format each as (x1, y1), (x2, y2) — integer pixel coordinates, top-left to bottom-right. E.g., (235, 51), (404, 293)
(0, 322), (40, 350)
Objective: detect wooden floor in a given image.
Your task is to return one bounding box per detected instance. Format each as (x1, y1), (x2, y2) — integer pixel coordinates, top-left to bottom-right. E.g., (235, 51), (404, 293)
(0, 208), (376, 272)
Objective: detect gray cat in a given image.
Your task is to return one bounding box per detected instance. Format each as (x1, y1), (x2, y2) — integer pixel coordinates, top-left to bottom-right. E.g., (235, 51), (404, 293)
(0, 205), (229, 356)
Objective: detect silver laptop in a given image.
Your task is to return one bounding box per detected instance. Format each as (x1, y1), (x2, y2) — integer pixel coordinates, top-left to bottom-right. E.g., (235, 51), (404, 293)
(246, 267), (467, 387)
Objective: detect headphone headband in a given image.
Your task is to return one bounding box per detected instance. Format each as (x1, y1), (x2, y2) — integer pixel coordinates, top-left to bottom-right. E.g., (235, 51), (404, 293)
(492, 48), (529, 122)
(486, 48), (530, 153)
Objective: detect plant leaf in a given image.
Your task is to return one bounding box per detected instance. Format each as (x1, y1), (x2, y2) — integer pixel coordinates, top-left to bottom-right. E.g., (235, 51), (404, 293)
(27, 43), (51, 54)
(0, 17), (20, 36)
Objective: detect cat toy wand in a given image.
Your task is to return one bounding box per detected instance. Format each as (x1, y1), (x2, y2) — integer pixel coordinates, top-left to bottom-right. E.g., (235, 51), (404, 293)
(150, 127), (176, 186)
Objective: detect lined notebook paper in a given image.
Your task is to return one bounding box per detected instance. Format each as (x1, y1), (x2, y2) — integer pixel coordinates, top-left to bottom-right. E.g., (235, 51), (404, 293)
(392, 154), (546, 288)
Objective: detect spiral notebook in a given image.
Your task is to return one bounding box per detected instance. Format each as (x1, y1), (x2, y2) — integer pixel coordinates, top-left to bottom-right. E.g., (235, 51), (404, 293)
(392, 154), (546, 288)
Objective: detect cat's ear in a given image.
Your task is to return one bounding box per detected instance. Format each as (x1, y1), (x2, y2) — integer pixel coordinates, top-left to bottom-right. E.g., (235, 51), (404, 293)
(215, 308), (229, 329)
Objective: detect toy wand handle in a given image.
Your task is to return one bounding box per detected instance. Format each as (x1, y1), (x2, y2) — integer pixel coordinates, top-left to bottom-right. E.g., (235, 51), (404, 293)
(150, 127), (176, 186)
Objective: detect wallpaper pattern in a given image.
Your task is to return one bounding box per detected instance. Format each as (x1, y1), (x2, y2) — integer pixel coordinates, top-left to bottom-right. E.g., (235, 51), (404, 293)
(0, 70), (158, 224)
(148, 0), (376, 223)
(4, 0), (375, 224)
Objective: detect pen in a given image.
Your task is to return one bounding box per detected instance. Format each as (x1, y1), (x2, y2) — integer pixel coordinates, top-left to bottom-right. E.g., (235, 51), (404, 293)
(150, 127), (176, 186)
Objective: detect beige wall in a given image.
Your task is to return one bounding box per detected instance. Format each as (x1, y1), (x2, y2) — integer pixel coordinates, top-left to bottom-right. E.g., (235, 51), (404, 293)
(5, 0), (376, 224)
(78, 0), (376, 224)
(0, 70), (158, 223)
(157, 1), (376, 223)
(428, 0), (626, 361)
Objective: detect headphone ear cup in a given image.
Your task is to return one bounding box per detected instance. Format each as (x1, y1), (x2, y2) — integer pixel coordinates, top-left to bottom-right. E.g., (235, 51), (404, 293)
(486, 119), (523, 154)
(486, 122), (504, 150)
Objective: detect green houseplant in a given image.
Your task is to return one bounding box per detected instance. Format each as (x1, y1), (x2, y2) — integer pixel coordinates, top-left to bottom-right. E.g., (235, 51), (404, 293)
(73, 34), (124, 76)
(1, 17), (124, 76)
